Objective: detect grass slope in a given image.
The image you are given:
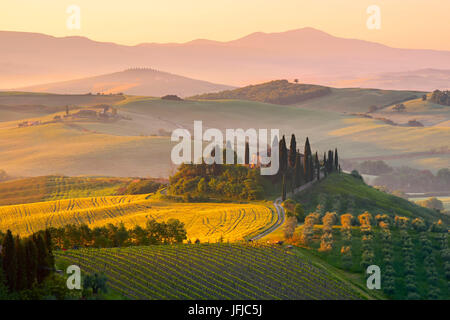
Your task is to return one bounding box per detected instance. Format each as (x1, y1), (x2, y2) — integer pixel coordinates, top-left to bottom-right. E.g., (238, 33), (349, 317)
(191, 80), (331, 105)
(0, 122), (172, 177)
(365, 94), (450, 127)
(0, 91), (448, 178)
(0, 92), (124, 107)
(55, 243), (371, 300)
(294, 173), (445, 223)
(293, 87), (423, 113)
(0, 176), (132, 206)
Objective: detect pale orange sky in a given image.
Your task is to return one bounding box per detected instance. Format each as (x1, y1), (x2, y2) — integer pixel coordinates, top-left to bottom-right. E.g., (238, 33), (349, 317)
(1, 0), (449, 50)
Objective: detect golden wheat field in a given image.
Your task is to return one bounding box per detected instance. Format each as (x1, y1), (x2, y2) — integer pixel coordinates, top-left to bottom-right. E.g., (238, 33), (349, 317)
(0, 195), (276, 242)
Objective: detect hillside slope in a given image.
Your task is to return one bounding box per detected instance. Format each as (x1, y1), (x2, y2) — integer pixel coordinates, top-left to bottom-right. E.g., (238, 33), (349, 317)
(190, 80), (331, 105)
(294, 173), (446, 223)
(292, 87), (424, 113)
(0, 92), (125, 122)
(0, 195), (275, 241)
(340, 69), (450, 91)
(0, 176), (133, 206)
(0, 95), (448, 178)
(17, 69), (234, 97)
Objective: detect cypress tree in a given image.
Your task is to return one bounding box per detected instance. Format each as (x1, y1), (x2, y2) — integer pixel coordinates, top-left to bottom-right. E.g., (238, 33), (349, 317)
(334, 148), (339, 171)
(303, 137), (311, 181)
(25, 239), (38, 289)
(328, 150), (333, 173)
(15, 237), (27, 291)
(281, 174), (287, 201)
(33, 234), (50, 284)
(329, 150), (334, 172)
(323, 152), (328, 177)
(0, 257), (8, 298)
(44, 230), (55, 271)
(315, 152), (320, 180)
(245, 141), (250, 165)
(309, 155), (314, 182)
(1, 230), (17, 291)
(288, 134), (297, 168)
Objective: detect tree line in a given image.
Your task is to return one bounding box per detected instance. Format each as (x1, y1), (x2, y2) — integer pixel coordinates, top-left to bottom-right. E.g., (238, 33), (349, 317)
(0, 230), (54, 294)
(430, 90), (450, 106)
(278, 134), (340, 200)
(46, 219), (187, 250)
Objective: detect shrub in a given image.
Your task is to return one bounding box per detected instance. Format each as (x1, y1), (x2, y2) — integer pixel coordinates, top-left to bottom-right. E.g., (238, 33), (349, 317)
(122, 179), (163, 195)
(350, 170), (363, 180)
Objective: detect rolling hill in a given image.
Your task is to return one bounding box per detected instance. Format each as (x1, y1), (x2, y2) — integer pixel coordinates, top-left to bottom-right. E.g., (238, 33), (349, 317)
(0, 193), (276, 241)
(0, 176), (133, 206)
(339, 69), (450, 92)
(0, 90), (448, 178)
(191, 80), (331, 105)
(369, 94), (450, 127)
(2, 28), (450, 89)
(0, 92), (125, 122)
(294, 173), (446, 223)
(17, 68), (234, 97)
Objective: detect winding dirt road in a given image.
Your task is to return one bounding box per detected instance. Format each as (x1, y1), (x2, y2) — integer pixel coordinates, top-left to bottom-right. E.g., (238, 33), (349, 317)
(250, 179), (318, 241)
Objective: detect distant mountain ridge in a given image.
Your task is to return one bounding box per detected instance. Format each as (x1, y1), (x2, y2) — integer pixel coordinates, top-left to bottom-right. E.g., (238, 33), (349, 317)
(2, 28), (450, 89)
(16, 68), (234, 97)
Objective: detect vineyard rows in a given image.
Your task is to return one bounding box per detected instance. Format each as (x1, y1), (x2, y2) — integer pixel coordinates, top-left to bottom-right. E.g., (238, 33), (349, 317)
(55, 243), (363, 300)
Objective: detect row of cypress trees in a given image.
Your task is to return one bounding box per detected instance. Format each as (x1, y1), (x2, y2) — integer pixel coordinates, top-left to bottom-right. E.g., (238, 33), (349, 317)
(0, 230), (54, 293)
(278, 134), (340, 200)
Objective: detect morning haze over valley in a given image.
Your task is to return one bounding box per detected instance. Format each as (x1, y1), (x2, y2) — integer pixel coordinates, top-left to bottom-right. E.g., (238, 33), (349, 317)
(0, 0), (448, 304)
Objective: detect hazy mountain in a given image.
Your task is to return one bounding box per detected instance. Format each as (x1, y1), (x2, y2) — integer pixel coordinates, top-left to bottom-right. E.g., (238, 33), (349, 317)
(2, 28), (450, 89)
(16, 68), (234, 97)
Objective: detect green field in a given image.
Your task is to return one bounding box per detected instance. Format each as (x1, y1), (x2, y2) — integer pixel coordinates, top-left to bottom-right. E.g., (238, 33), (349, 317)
(55, 243), (373, 299)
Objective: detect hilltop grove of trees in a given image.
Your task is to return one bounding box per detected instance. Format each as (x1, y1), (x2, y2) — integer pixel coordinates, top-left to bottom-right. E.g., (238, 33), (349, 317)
(430, 90), (450, 106)
(168, 134), (340, 202)
(191, 80), (331, 105)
